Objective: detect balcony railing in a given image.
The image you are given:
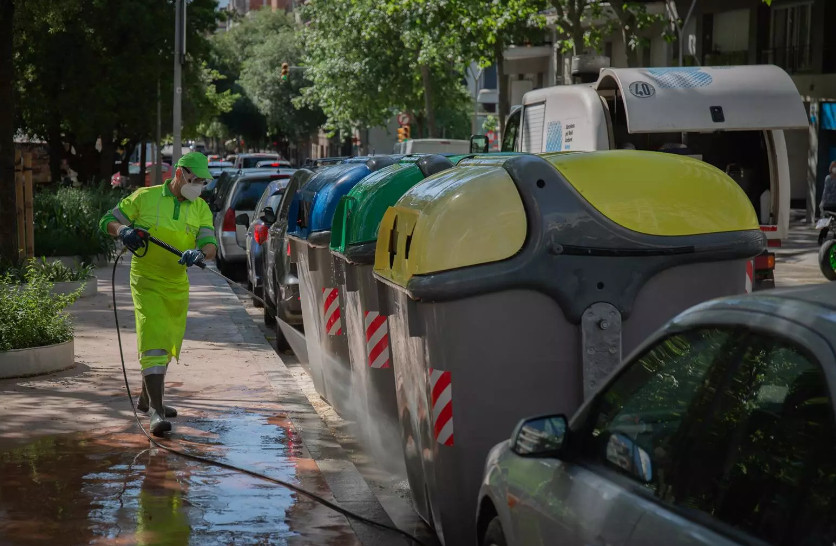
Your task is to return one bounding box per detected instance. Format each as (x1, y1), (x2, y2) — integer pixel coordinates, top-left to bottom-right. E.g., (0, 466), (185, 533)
(762, 45), (814, 74)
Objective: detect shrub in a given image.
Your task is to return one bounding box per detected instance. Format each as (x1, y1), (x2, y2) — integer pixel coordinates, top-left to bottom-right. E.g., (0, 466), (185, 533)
(0, 271), (81, 352)
(0, 258), (95, 284)
(34, 183), (129, 260)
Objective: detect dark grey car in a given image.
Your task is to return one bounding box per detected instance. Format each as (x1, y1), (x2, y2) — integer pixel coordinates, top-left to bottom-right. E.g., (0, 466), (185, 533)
(262, 168), (317, 351)
(478, 284), (836, 546)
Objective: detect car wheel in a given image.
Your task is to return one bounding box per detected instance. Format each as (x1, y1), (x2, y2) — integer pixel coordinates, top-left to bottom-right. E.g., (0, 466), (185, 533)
(482, 517), (507, 546)
(819, 239), (836, 281)
(252, 285), (264, 308)
(275, 319), (291, 352)
(264, 305), (276, 326)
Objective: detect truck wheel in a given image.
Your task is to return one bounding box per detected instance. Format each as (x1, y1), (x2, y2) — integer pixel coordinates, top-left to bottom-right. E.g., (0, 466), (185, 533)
(819, 240), (836, 281)
(481, 518), (507, 546)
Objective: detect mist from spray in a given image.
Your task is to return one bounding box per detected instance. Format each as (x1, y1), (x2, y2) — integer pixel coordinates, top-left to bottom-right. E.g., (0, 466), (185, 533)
(276, 309), (408, 478)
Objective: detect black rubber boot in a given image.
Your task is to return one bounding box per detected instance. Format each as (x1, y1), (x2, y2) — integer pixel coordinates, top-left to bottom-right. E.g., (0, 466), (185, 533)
(136, 386), (177, 417)
(144, 374), (172, 437)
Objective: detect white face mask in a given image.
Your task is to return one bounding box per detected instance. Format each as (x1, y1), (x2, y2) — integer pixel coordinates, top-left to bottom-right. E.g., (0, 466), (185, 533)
(181, 182), (204, 201)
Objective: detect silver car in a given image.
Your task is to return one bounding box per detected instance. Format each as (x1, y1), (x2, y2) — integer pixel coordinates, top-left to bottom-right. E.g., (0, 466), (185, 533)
(477, 284), (836, 546)
(213, 173), (282, 277)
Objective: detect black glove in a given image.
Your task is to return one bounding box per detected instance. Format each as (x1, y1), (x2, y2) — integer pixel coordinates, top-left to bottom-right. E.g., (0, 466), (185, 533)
(117, 225), (145, 252)
(178, 249), (205, 267)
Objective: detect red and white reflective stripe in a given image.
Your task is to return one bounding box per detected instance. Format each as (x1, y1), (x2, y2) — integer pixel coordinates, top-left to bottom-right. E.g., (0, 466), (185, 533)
(745, 260), (753, 294)
(430, 368), (454, 446)
(364, 311), (391, 369)
(322, 287), (342, 336)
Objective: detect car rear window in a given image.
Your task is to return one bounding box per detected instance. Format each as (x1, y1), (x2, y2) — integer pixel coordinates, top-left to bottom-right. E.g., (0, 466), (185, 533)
(243, 156), (279, 168)
(231, 179), (272, 210)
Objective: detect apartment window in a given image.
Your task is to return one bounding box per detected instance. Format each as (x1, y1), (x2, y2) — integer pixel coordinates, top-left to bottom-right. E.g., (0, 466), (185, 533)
(769, 2), (813, 73)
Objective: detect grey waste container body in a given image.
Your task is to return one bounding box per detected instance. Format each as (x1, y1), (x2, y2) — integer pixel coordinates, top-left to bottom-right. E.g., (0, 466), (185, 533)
(330, 155), (460, 463)
(372, 151), (766, 545)
(287, 156), (399, 416)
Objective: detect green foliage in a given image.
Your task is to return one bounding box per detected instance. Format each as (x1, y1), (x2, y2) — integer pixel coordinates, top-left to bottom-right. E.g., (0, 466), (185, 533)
(14, 0), (220, 177)
(299, 0), (486, 136)
(0, 273), (80, 352)
(33, 185), (128, 260)
(482, 115), (499, 134)
(0, 258), (95, 284)
(212, 10), (324, 142)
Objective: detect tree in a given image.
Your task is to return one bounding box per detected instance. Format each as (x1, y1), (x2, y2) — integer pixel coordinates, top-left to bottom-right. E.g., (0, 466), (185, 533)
(14, 0), (220, 184)
(0, 0), (18, 263)
(212, 10), (323, 150)
(456, 0), (548, 135)
(299, 0), (475, 138)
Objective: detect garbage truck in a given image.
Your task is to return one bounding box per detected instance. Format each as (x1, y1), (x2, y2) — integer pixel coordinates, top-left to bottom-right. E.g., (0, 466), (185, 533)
(499, 65), (810, 290)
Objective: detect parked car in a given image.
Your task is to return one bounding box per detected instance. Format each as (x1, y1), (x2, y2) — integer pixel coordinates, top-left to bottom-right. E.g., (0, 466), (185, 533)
(477, 283), (836, 546)
(207, 154), (221, 162)
(234, 153), (281, 170)
(213, 172), (293, 278)
(208, 168), (296, 215)
(202, 161), (236, 203)
(255, 159), (292, 169)
(263, 168), (319, 351)
(235, 178), (291, 317)
(111, 162), (173, 188)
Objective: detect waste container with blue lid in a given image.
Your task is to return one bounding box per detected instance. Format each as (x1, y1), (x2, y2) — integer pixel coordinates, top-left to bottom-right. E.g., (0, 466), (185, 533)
(329, 154), (464, 466)
(372, 150), (766, 545)
(287, 156), (399, 416)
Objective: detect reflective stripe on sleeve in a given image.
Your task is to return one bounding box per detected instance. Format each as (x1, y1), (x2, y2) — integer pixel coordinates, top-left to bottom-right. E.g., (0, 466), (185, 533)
(111, 206), (131, 226)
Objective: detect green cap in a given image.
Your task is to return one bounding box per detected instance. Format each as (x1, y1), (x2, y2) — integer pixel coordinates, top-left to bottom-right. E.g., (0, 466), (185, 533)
(176, 152), (213, 180)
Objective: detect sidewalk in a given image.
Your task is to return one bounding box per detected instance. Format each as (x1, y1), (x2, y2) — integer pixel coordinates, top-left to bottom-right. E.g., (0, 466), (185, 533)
(0, 261), (413, 545)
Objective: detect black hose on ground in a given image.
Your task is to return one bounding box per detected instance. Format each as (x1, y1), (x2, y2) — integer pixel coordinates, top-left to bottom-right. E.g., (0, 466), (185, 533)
(111, 251), (428, 546)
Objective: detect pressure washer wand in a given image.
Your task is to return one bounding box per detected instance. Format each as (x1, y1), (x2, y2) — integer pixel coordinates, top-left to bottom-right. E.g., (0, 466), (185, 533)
(143, 233), (268, 306)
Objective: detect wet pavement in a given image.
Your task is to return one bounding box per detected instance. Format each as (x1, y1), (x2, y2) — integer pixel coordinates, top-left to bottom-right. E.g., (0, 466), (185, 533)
(0, 261), (419, 545)
(0, 410), (361, 545)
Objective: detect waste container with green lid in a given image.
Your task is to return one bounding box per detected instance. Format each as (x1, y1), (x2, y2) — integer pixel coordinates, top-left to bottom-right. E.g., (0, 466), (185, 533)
(371, 150), (765, 545)
(329, 154), (464, 466)
(287, 156), (399, 417)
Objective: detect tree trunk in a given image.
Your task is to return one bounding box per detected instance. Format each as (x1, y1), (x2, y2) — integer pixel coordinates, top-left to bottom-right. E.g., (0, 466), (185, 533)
(420, 64), (437, 138)
(99, 127), (115, 184)
(0, 0), (18, 263)
(496, 41), (508, 137)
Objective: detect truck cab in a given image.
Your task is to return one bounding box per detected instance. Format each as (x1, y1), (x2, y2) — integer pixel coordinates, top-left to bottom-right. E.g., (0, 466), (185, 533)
(502, 66), (810, 289)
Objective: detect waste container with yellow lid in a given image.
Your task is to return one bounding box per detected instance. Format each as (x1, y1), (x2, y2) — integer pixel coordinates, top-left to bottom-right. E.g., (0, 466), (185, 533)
(372, 150), (765, 545)
(287, 156), (399, 416)
(329, 154), (466, 466)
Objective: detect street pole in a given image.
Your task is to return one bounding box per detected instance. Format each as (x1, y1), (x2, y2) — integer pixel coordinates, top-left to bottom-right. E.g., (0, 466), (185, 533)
(173, 0), (184, 164)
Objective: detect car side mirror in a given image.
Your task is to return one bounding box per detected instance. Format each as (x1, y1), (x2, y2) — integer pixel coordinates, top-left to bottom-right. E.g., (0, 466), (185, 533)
(469, 134), (489, 154)
(605, 433), (653, 483)
(261, 206), (277, 224)
(235, 213), (250, 227)
(511, 414), (568, 458)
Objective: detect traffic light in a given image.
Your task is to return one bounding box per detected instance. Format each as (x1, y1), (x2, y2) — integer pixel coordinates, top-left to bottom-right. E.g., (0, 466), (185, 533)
(403, 125), (410, 140)
(397, 127), (406, 142)
(281, 62), (289, 81)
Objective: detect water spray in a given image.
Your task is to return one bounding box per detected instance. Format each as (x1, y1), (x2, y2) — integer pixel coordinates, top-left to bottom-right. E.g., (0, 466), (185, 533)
(111, 233), (428, 545)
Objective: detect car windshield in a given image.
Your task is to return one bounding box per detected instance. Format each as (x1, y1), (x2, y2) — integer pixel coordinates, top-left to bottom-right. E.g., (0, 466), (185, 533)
(231, 178), (272, 210)
(243, 156), (278, 168)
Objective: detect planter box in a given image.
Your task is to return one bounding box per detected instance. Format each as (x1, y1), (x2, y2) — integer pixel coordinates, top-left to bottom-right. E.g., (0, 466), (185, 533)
(0, 339), (75, 379)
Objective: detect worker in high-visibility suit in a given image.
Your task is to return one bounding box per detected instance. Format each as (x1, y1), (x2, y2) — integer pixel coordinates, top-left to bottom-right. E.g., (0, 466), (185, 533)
(100, 152), (217, 436)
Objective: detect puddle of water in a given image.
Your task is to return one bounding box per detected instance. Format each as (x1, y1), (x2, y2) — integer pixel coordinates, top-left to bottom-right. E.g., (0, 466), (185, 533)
(0, 411), (358, 545)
